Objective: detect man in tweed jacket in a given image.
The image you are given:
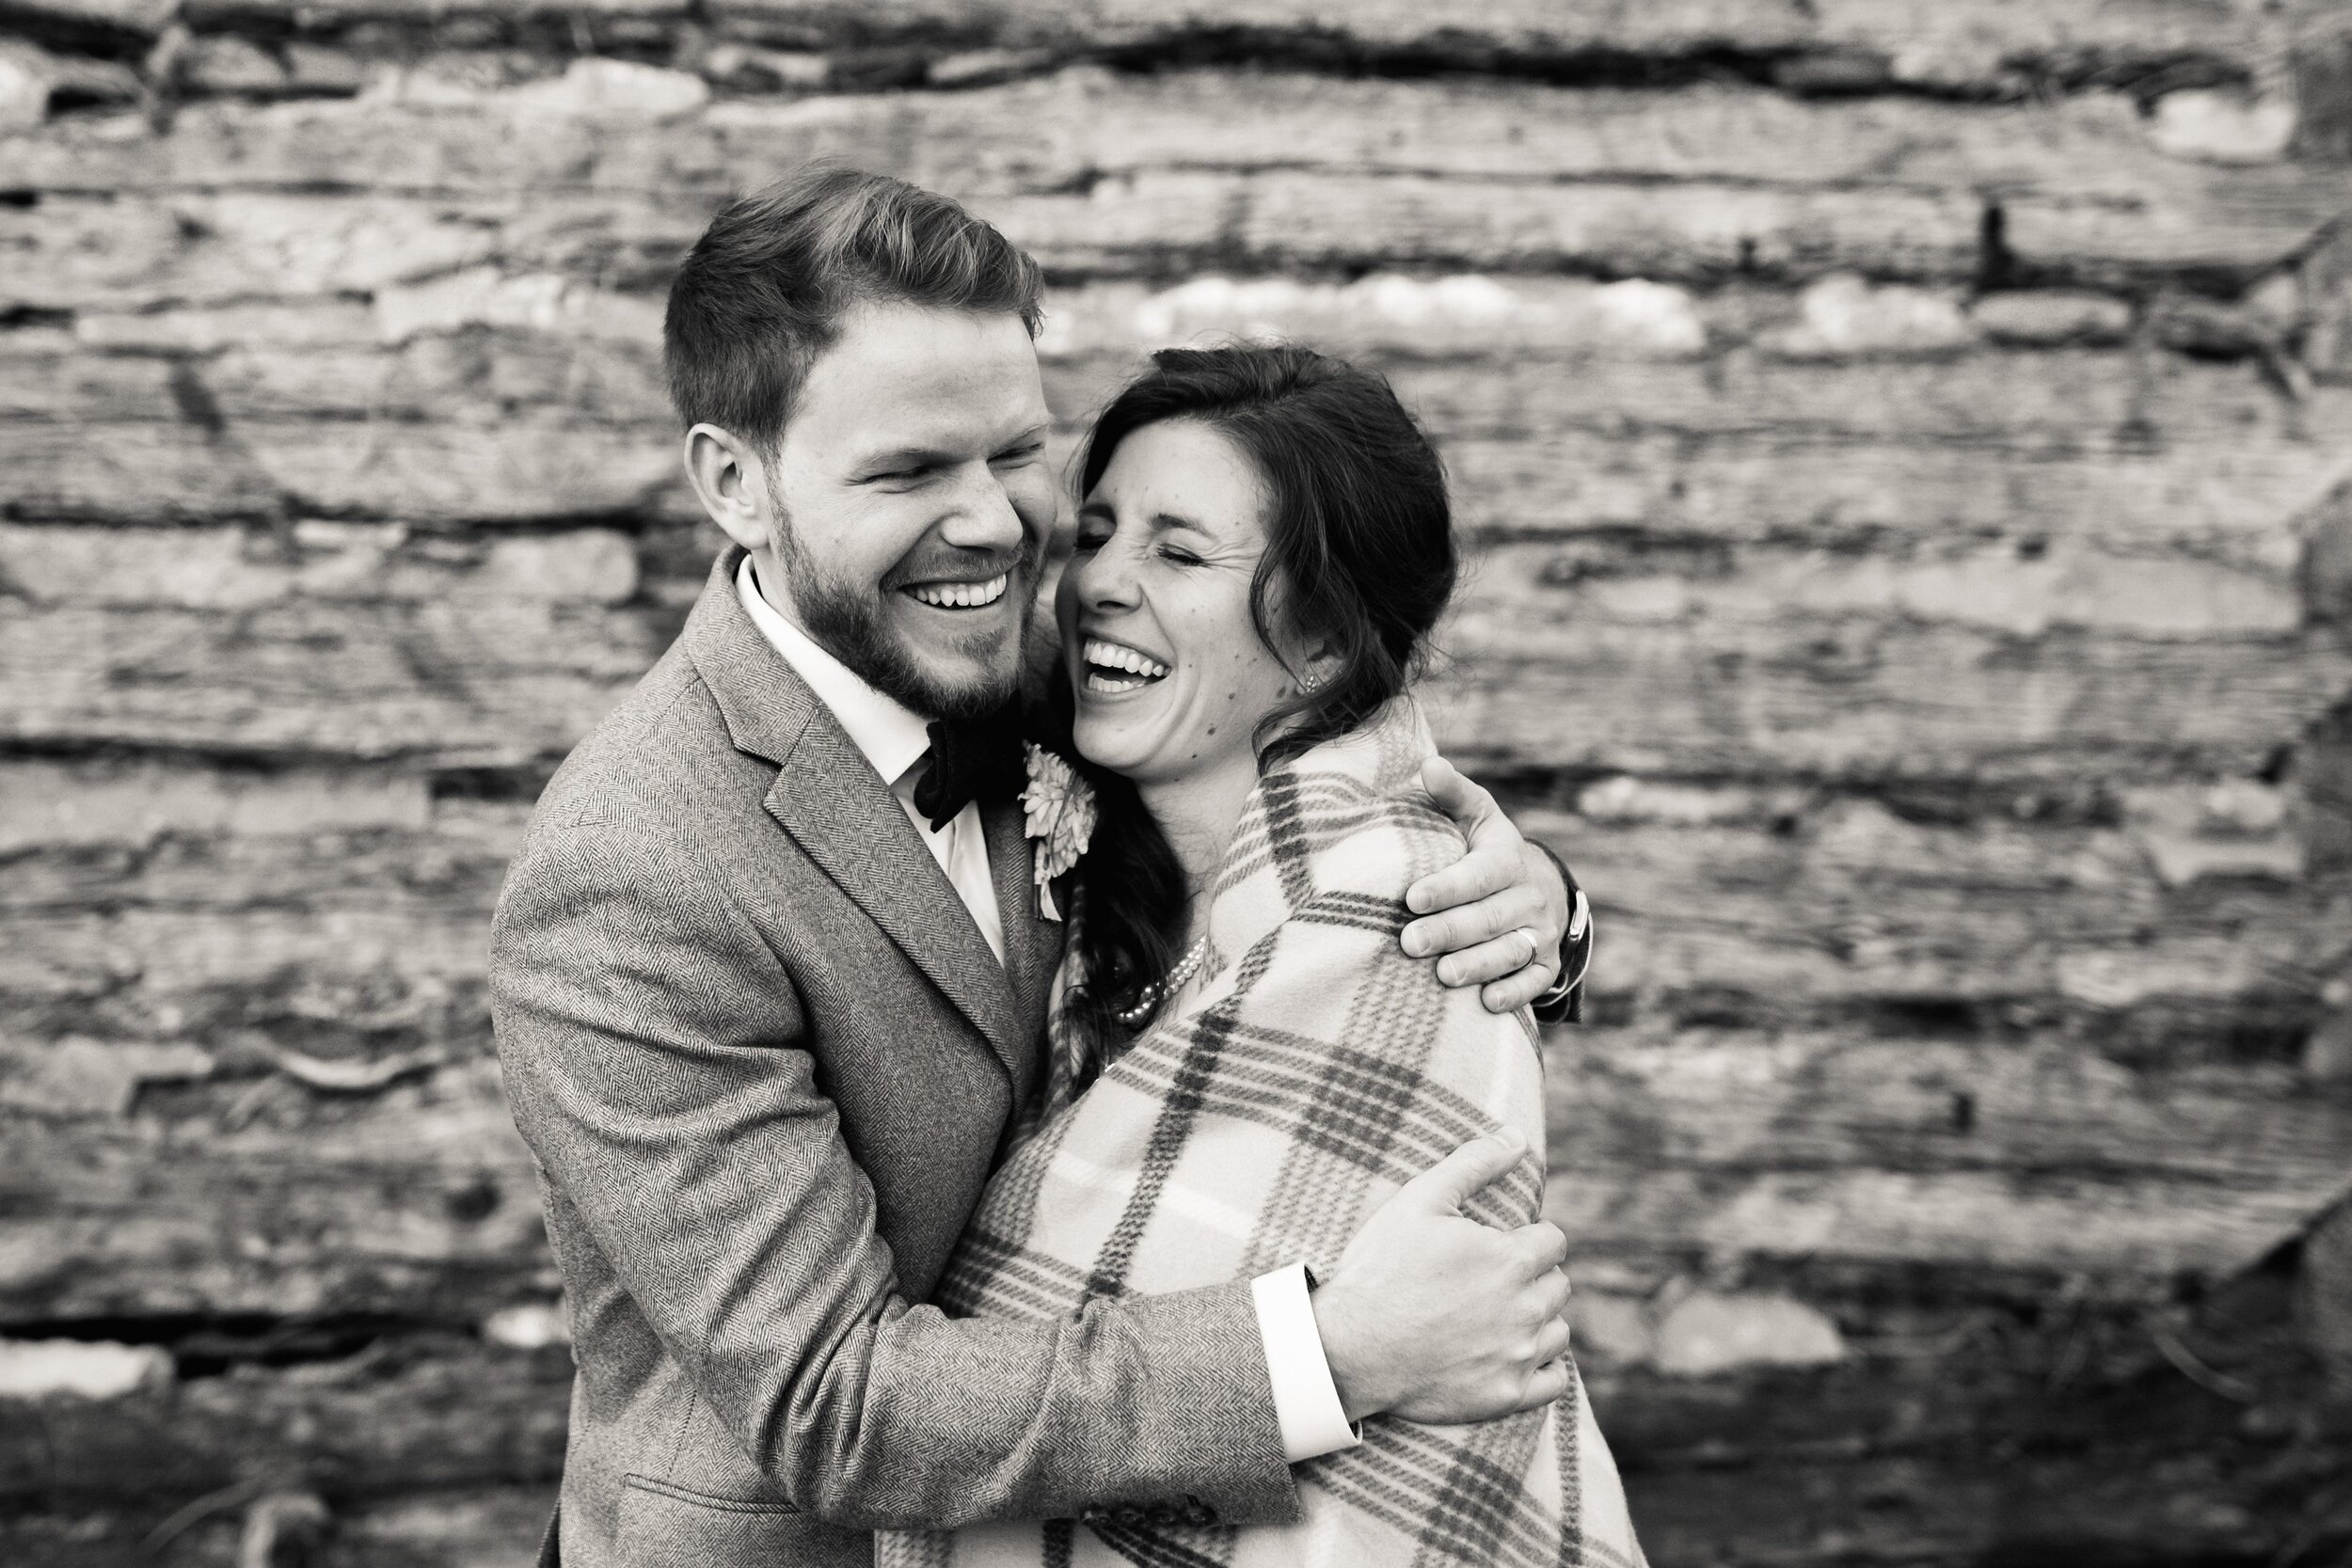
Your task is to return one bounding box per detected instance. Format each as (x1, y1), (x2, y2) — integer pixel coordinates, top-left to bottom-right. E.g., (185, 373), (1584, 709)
(489, 169), (1588, 1568)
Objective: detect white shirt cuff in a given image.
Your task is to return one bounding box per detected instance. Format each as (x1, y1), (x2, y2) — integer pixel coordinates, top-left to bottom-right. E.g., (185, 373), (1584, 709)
(1250, 1261), (1362, 1464)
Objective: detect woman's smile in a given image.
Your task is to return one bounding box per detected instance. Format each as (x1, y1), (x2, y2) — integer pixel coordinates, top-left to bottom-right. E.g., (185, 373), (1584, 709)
(1078, 635), (1172, 695)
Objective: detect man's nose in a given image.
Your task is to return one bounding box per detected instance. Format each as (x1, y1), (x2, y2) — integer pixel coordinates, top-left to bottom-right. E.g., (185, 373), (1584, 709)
(935, 467), (1028, 555)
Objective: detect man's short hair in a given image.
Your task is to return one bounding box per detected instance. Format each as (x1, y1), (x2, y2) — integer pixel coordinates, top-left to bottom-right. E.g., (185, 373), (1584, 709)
(663, 165), (1045, 451)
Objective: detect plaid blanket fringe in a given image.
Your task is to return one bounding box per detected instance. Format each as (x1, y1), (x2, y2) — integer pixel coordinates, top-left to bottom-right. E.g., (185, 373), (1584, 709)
(878, 701), (1645, 1568)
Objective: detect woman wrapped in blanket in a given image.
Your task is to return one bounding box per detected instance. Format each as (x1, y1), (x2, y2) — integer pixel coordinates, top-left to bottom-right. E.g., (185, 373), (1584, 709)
(880, 344), (1645, 1568)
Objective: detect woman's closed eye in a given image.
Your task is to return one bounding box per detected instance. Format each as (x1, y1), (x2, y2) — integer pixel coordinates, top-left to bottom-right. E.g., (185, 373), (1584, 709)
(1070, 530), (1202, 566)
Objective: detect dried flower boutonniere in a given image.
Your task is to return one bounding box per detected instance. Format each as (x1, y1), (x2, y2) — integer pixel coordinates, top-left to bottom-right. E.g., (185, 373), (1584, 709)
(1020, 742), (1096, 920)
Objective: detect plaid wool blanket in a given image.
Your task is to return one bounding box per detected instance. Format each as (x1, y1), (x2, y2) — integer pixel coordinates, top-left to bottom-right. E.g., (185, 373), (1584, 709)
(877, 702), (1645, 1568)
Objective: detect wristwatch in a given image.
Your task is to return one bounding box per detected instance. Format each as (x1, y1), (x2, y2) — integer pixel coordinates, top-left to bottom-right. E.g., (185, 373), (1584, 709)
(1530, 846), (1593, 1025)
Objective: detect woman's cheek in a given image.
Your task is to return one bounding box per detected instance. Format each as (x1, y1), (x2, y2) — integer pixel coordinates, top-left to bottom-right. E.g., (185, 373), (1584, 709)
(1207, 635), (1268, 758)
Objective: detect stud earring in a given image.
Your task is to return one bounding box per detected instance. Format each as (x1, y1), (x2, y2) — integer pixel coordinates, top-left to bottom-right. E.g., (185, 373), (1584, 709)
(1300, 670), (1325, 691)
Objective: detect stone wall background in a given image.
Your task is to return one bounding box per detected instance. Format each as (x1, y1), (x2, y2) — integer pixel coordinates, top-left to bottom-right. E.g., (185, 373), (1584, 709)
(7, 2), (2352, 1563)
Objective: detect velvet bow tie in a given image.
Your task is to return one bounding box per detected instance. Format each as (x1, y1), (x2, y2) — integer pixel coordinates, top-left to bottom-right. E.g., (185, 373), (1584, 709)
(909, 711), (1027, 832)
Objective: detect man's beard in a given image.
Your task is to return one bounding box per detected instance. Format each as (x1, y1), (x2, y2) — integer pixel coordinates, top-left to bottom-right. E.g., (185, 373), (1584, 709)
(767, 512), (1036, 722)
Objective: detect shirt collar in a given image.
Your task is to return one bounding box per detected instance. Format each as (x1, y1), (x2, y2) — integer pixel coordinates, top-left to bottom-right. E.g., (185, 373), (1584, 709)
(735, 555), (933, 788)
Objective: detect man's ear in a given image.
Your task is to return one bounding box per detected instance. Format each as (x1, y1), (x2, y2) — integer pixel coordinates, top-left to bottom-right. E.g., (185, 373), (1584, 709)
(682, 422), (771, 553)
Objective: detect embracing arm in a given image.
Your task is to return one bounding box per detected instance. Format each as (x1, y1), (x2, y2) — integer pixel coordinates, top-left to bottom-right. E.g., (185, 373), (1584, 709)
(1405, 757), (1592, 1021)
(488, 808), (1293, 1532)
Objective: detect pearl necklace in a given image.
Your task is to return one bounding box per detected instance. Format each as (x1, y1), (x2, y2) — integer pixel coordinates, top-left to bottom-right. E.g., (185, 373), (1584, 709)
(1116, 936), (1210, 1027)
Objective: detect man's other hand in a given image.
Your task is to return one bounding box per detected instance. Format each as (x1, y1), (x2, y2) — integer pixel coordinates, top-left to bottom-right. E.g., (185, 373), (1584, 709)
(1404, 757), (1571, 1013)
(1311, 1128), (1574, 1425)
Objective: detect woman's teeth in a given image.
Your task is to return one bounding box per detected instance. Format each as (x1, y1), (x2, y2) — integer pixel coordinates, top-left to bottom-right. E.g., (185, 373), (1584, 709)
(907, 575), (1009, 610)
(1082, 637), (1170, 693)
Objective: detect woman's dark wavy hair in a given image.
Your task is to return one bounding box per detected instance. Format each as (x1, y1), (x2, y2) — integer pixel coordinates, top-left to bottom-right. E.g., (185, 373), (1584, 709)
(1059, 342), (1458, 1059)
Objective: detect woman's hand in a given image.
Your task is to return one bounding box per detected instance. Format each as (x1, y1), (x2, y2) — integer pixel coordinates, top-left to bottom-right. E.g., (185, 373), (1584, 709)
(1403, 757), (1576, 1014)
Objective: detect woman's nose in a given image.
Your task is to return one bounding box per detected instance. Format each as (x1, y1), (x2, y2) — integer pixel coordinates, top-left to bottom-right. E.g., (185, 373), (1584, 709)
(1075, 538), (1140, 610)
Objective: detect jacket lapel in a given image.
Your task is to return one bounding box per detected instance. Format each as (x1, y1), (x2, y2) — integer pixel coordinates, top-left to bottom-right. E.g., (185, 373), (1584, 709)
(685, 548), (1026, 1084)
(984, 796), (1057, 1078)
(769, 729), (1026, 1082)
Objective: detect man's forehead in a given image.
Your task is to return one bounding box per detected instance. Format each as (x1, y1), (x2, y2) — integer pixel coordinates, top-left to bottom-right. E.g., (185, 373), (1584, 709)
(831, 382), (1043, 451)
(792, 302), (1046, 454)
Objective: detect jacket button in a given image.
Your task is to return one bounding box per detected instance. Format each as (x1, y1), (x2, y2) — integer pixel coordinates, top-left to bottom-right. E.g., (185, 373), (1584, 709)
(1078, 1507), (1106, 1527)
(1114, 1503), (1145, 1528)
(1182, 1497), (1217, 1526)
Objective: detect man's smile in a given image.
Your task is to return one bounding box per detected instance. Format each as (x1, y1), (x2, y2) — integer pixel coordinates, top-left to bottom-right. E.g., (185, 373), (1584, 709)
(903, 574), (1010, 610)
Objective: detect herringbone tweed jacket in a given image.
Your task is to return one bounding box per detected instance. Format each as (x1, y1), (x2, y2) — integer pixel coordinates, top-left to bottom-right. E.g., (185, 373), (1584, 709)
(489, 548), (1297, 1568)
(879, 702), (1646, 1568)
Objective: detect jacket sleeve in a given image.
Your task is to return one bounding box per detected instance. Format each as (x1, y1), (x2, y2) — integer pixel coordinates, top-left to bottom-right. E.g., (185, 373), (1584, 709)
(487, 804), (1298, 1531)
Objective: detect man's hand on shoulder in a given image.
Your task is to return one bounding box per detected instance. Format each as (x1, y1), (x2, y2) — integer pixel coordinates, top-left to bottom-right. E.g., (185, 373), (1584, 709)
(1405, 757), (1577, 1015)
(1309, 1128), (1574, 1424)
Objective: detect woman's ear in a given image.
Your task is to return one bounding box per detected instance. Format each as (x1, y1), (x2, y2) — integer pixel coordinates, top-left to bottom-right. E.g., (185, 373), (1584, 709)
(683, 422), (771, 553)
(1295, 635), (1342, 694)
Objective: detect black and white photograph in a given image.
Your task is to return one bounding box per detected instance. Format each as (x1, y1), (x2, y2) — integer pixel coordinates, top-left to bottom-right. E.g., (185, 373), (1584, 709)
(3, 2), (2351, 1564)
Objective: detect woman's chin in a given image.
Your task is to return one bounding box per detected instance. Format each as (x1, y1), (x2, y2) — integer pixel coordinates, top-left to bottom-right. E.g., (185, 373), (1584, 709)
(1069, 715), (1147, 777)
(1072, 696), (1190, 779)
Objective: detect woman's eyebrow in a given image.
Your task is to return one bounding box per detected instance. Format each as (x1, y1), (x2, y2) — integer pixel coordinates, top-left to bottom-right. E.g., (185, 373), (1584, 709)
(1073, 502), (1213, 533)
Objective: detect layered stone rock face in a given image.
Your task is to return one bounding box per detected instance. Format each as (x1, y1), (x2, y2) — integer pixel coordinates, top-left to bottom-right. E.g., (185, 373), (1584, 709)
(4, 2), (2351, 1562)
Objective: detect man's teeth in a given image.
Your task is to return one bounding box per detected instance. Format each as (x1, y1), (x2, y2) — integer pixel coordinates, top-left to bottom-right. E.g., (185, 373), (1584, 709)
(908, 575), (1009, 609)
(1082, 638), (1170, 681)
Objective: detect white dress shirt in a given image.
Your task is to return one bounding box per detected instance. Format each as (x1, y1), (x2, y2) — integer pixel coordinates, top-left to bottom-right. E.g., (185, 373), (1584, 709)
(736, 557), (1357, 1464)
